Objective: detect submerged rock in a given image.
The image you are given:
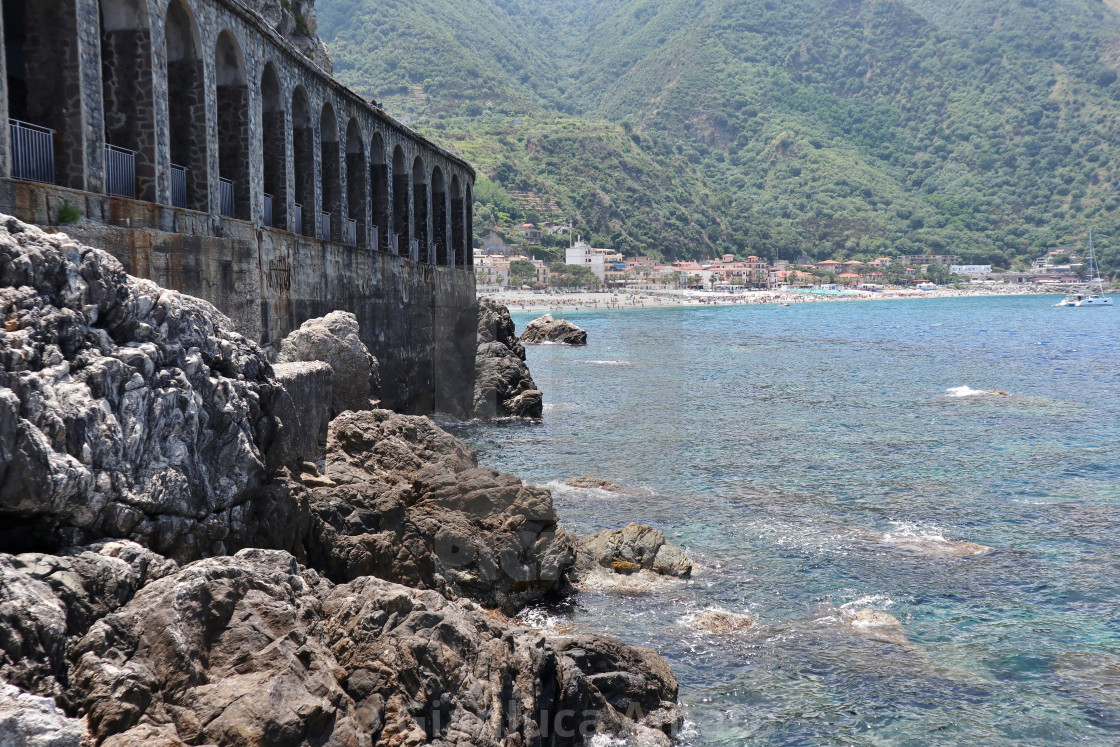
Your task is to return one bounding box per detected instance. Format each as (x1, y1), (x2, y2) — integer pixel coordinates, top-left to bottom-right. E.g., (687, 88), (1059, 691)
(839, 608), (909, 646)
(307, 409), (576, 612)
(520, 314), (588, 345)
(564, 476), (640, 493)
(70, 549), (678, 747)
(473, 298), (543, 418)
(277, 310), (381, 415)
(690, 609), (756, 634)
(573, 523), (693, 584)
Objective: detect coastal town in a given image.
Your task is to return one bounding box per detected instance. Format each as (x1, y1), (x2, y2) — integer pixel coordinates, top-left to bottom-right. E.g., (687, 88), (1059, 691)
(473, 222), (1100, 298)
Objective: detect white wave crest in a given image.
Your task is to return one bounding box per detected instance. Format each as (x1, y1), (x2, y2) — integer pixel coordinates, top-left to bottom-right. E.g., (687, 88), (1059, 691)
(945, 386), (1009, 398)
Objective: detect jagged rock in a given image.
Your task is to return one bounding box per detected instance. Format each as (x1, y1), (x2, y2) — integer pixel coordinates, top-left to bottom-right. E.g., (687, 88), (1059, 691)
(473, 299), (543, 418)
(554, 634), (683, 741)
(277, 310), (380, 415)
(71, 549), (678, 747)
(307, 410), (576, 612)
(564, 476), (639, 493)
(0, 540), (177, 701)
(690, 610), (755, 634)
(0, 682), (82, 747)
(573, 523), (693, 583)
(520, 314), (588, 345)
(0, 217), (300, 562)
(271, 361), (333, 465)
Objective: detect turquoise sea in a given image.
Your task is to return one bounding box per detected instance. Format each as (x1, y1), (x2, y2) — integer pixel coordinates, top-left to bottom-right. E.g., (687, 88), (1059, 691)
(446, 295), (1120, 745)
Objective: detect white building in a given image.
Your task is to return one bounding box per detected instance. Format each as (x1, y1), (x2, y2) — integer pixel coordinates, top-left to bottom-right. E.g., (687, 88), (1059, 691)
(950, 265), (992, 276)
(566, 241), (606, 280)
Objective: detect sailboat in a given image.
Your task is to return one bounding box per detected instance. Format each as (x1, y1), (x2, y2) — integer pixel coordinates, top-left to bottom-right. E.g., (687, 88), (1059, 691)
(1055, 229), (1113, 307)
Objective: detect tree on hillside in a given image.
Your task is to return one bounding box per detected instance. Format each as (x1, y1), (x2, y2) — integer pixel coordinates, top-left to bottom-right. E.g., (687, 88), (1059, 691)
(508, 259), (537, 287)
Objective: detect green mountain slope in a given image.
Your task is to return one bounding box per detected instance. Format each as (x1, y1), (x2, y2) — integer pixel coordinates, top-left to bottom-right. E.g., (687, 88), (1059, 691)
(316, 0), (1120, 273)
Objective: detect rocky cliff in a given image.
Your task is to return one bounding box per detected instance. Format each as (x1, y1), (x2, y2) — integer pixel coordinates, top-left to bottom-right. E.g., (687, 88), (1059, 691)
(0, 217), (682, 745)
(473, 299), (543, 419)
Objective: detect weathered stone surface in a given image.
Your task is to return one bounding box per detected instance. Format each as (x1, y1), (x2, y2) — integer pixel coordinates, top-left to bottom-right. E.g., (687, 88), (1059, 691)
(271, 361), (334, 465)
(554, 635), (682, 741)
(573, 524), (693, 583)
(71, 549), (677, 747)
(0, 540), (178, 701)
(473, 299), (543, 418)
(0, 682), (82, 747)
(307, 410), (576, 612)
(520, 314), (588, 346)
(278, 311), (381, 416)
(0, 219), (302, 562)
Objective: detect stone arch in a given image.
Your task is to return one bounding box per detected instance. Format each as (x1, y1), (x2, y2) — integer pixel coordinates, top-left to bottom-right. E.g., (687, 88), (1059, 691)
(165, 0), (206, 211)
(214, 30), (249, 219)
(345, 118), (366, 246)
(291, 86), (314, 236)
(465, 183), (474, 265)
(260, 62), (286, 228)
(100, 0), (157, 202)
(319, 102), (341, 241)
(412, 156), (428, 262)
(369, 132), (389, 252)
(391, 145), (409, 254)
(451, 175), (465, 268)
(431, 166), (447, 265)
(4, 0), (84, 189)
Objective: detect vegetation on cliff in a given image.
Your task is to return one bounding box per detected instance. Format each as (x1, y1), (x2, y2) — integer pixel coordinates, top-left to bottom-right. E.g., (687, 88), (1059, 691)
(318, 0), (1120, 274)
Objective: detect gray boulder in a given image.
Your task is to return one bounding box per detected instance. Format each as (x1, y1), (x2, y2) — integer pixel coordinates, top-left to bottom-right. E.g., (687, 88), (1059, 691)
(573, 523), (693, 582)
(306, 410), (576, 612)
(520, 314), (588, 345)
(0, 682), (82, 747)
(277, 310), (380, 416)
(473, 299), (543, 418)
(271, 361), (333, 465)
(71, 549), (678, 747)
(0, 217), (301, 562)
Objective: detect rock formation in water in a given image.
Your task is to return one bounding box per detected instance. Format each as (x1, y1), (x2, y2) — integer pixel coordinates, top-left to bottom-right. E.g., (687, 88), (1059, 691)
(473, 298), (543, 418)
(278, 310), (381, 415)
(0, 216), (681, 745)
(304, 409), (576, 612)
(689, 609), (756, 634)
(572, 524), (693, 583)
(520, 314), (588, 346)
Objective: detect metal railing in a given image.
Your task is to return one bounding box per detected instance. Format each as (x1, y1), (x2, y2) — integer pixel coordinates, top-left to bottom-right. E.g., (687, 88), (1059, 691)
(450, 250), (458, 267)
(170, 164), (188, 208)
(219, 178), (235, 217)
(319, 212), (331, 240)
(105, 144), (137, 199)
(372, 226), (380, 252)
(410, 239), (420, 262)
(263, 193), (274, 227)
(10, 120), (55, 184)
(293, 203), (303, 235)
(396, 233), (406, 255)
(345, 218), (358, 246)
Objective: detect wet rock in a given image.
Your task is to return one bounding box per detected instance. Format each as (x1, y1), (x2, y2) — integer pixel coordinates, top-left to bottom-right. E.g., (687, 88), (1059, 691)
(473, 299), (543, 418)
(307, 409), (576, 612)
(839, 608), (909, 646)
(71, 549), (678, 747)
(564, 476), (639, 493)
(0, 217), (295, 563)
(0, 681), (82, 747)
(277, 310), (380, 415)
(690, 609), (755, 634)
(573, 523), (693, 583)
(520, 314), (588, 345)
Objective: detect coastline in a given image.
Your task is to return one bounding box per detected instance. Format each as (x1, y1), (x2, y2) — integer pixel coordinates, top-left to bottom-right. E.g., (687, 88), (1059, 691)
(483, 286), (1051, 314)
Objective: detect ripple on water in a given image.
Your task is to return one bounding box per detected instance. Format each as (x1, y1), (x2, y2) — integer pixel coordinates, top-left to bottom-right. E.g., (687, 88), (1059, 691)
(447, 297), (1120, 745)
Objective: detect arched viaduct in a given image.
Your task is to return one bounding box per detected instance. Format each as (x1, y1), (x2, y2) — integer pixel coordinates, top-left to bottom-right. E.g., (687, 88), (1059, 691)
(0, 0), (478, 414)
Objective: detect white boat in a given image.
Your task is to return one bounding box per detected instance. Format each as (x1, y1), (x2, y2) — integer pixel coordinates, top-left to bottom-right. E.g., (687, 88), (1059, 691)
(1055, 229), (1112, 307)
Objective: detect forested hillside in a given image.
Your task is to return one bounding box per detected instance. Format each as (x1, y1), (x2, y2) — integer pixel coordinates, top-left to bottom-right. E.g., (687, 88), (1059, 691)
(317, 0), (1120, 273)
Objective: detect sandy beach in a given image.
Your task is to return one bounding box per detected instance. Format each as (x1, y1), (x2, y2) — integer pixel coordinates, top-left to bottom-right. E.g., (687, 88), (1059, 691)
(482, 286), (1049, 314)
